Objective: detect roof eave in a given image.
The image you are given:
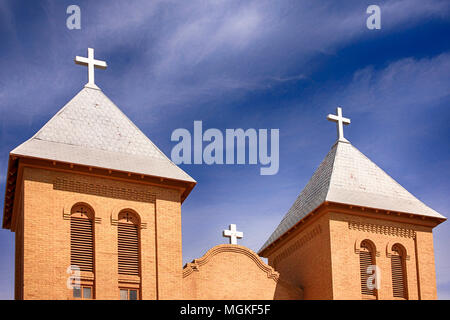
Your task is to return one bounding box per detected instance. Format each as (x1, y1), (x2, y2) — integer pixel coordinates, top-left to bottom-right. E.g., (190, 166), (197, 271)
(258, 201), (446, 257)
(2, 154), (197, 230)
(2, 155), (19, 230)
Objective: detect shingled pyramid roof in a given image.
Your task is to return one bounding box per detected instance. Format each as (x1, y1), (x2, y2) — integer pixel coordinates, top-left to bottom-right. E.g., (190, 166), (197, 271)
(11, 85), (195, 183)
(259, 140), (445, 253)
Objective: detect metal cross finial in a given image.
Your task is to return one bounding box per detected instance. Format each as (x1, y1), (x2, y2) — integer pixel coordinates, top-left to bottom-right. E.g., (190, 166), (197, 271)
(327, 106), (351, 142)
(223, 224), (243, 245)
(74, 48), (107, 88)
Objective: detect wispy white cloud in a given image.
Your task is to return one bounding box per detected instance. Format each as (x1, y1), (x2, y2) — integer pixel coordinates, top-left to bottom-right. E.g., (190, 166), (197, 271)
(119, 0), (450, 110)
(343, 53), (450, 112)
(1, 0), (449, 118)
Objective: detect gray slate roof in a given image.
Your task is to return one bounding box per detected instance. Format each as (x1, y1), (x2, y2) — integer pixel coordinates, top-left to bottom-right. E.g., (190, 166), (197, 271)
(259, 140), (445, 253)
(11, 85), (195, 183)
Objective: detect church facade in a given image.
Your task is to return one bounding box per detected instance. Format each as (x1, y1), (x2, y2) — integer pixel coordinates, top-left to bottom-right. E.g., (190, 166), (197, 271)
(2, 49), (445, 300)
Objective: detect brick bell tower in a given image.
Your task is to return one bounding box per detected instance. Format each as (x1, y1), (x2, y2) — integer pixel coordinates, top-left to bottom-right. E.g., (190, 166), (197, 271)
(259, 107), (446, 300)
(2, 48), (196, 300)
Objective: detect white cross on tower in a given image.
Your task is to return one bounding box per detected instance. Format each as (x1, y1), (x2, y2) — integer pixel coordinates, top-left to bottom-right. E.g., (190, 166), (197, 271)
(327, 106), (351, 142)
(223, 224), (243, 245)
(74, 48), (107, 88)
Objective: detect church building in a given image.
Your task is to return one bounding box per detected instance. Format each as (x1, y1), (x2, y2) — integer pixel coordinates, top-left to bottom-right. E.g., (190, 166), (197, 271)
(2, 49), (446, 300)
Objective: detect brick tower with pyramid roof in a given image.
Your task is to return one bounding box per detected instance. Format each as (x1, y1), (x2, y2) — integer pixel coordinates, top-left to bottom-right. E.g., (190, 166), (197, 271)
(3, 48), (196, 300)
(259, 107), (446, 300)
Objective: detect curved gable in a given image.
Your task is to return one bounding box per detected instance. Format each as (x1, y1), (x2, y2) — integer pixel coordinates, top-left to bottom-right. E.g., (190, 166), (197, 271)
(183, 244), (302, 300)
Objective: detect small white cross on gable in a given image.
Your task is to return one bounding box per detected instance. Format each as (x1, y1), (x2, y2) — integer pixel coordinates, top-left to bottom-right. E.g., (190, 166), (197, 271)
(74, 48), (107, 88)
(223, 224), (243, 245)
(327, 106), (351, 142)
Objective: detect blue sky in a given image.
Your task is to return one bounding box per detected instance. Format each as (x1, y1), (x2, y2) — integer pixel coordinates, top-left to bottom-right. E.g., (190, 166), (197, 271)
(0, 0), (449, 299)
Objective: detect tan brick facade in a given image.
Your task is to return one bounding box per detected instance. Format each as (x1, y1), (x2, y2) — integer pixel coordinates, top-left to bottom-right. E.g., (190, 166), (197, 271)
(261, 203), (442, 300)
(12, 161), (184, 300)
(8, 159), (443, 300)
(182, 244), (302, 300)
(11, 159), (303, 301)
(265, 212), (333, 299)
(4, 154), (444, 300)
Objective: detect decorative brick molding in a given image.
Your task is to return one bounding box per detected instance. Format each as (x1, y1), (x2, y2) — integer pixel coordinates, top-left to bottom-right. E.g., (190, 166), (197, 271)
(63, 212), (101, 224)
(354, 239), (380, 257)
(272, 225), (322, 268)
(54, 178), (156, 203)
(110, 207), (147, 229)
(63, 202), (101, 224)
(386, 242), (410, 260)
(183, 244), (280, 282)
(348, 221), (416, 239)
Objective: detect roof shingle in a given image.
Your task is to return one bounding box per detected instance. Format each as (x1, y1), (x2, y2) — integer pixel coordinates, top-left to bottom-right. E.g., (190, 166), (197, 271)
(11, 85), (195, 183)
(259, 140), (445, 253)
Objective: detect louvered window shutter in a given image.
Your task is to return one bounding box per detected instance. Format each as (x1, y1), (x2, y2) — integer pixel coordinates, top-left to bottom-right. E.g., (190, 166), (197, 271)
(70, 215), (94, 272)
(391, 245), (407, 299)
(118, 222), (140, 276)
(359, 251), (375, 296)
(359, 241), (376, 298)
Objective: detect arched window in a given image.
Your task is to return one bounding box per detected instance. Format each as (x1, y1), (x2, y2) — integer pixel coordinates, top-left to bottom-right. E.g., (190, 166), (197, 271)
(117, 210), (141, 300)
(117, 211), (140, 277)
(70, 204), (94, 272)
(359, 240), (377, 299)
(70, 203), (94, 299)
(391, 244), (408, 299)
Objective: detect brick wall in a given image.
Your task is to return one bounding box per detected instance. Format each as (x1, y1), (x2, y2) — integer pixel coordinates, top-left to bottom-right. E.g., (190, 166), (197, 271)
(263, 205), (439, 300)
(17, 164), (182, 300)
(415, 229), (438, 299)
(12, 161), (440, 300)
(182, 244), (302, 300)
(329, 211), (421, 299)
(265, 214), (333, 300)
